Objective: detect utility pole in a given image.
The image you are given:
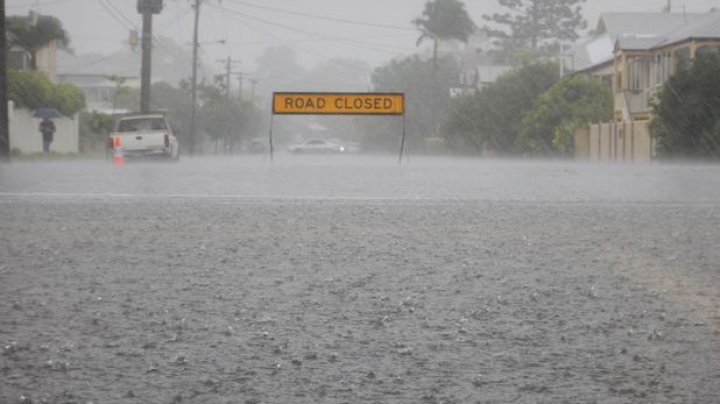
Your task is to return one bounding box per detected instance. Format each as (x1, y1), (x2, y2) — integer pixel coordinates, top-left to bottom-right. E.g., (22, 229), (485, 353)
(216, 56), (241, 98)
(248, 78), (258, 104)
(0, 0), (10, 161)
(137, 0), (163, 113)
(235, 74), (257, 103)
(189, 0), (201, 156)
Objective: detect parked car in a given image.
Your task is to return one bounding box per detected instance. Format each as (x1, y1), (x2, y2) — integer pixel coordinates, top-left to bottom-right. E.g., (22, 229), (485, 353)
(288, 139), (345, 154)
(248, 137), (270, 154)
(107, 113), (179, 160)
(330, 138), (361, 154)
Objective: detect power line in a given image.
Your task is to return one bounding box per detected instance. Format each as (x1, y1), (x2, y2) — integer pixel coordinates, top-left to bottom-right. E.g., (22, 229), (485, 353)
(211, 7), (371, 74)
(209, 3), (417, 55)
(222, 0), (415, 32)
(155, 7), (192, 32)
(98, 0), (134, 31)
(56, 53), (119, 71)
(105, 0), (138, 29)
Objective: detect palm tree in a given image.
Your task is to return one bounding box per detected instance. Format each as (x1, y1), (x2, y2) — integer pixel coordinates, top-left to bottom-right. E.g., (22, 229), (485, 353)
(413, 0), (476, 69)
(7, 13), (70, 70)
(413, 0), (476, 141)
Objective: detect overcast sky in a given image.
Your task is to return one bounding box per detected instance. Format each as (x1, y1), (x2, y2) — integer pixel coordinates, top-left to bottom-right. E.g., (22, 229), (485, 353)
(7, 0), (720, 73)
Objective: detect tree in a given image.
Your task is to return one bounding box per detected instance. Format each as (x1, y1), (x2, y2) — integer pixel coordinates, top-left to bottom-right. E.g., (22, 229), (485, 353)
(253, 46), (305, 102)
(651, 54), (720, 159)
(79, 111), (114, 152)
(519, 75), (613, 155)
(6, 13), (70, 70)
(115, 80), (263, 154)
(443, 61), (558, 155)
(302, 58), (371, 93)
(413, 0), (476, 140)
(413, 0), (477, 52)
(201, 96), (261, 153)
(354, 55), (460, 153)
(484, 0), (586, 61)
(7, 70), (85, 116)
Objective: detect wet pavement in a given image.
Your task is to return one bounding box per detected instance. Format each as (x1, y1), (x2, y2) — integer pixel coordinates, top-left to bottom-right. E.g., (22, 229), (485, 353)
(1, 156), (719, 403)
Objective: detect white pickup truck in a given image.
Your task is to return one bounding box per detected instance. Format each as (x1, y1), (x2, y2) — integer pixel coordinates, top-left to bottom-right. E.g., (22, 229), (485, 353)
(108, 113), (179, 160)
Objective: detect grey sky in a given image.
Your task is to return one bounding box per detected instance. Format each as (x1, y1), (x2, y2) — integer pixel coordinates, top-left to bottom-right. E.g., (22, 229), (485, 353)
(7, 0), (720, 73)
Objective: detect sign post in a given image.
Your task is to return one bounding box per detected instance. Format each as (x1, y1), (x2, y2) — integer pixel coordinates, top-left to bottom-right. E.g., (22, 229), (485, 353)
(270, 92), (406, 162)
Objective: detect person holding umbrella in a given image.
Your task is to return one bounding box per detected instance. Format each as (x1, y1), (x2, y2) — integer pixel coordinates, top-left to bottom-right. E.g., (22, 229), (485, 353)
(35, 108), (61, 153)
(39, 117), (56, 153)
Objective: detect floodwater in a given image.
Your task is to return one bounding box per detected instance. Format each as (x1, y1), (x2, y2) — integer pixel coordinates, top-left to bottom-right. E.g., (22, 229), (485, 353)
(1, 156), (719, 403)
(2, 155), (720, 201)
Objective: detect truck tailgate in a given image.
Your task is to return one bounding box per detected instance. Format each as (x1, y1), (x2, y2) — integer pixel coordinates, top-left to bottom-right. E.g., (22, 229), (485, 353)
(113, 131), (167, 152)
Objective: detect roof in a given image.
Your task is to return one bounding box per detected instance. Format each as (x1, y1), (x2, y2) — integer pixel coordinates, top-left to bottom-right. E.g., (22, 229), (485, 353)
(573, 35), (614, 71)
(615, 37), (666, 51)
(595, 12), (705, 38)
(615, 10), (720, 51)
(574, 11), (720, 71)
(657, 11), (720, 47)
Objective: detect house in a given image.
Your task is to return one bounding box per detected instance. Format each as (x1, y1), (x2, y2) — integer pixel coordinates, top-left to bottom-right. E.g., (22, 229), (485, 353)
(612, 11), (720, 122)
(5, 19), (77, 154)
(56, 36), (195, 114)
(449, 32), (513, 97)
(573, 11), (720, 162)
(7, 32), (32, 70)
(6, 12), (60, 81)
(57, 72), (138, 115)
(571, 12), (705, 86)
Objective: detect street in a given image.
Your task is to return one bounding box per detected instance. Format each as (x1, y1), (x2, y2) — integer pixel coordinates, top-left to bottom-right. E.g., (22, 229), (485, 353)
(1, 156), (720, 403)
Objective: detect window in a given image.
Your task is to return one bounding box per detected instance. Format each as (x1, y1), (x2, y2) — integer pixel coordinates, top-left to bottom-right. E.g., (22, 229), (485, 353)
(117, 117), (167, 132)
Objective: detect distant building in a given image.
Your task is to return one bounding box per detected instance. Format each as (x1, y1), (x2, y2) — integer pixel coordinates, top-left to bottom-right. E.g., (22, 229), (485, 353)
(571, 12), (706, 85)
(611, 11), (720, 122)
(5, 13), (60, 81)
(448, 33), (513, 97)
(57, 72), (138, 115)
(573, 11), (720, 162)
(56, 36), (197, 114)
(6, 32), (32, 71)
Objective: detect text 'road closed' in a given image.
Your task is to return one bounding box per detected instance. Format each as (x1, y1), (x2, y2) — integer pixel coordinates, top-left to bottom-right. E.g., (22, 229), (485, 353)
(273, 93), (405, 115)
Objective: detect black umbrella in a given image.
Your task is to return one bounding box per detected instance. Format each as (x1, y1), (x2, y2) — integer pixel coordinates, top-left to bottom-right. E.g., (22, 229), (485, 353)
(33, 108), (63, 119)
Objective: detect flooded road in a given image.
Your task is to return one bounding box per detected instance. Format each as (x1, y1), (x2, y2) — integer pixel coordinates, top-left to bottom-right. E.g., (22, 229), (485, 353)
(1, 157), (719, 403)
(2, 155), (720, 201)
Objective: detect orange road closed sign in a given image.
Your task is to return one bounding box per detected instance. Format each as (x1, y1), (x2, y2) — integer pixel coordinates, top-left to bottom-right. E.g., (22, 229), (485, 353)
(273, 92), (404, 115)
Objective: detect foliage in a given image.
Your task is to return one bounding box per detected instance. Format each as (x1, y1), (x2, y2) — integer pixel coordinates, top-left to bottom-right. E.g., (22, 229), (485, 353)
(52, 82), (86, 116)
(302, 58), (371, 92)
(79, 111), (114, 151)
(520, 75), (613, 155)
(651, 54), (720, 159)
(354, 55), (460, 152)
(443, 61), (559, 155)
(201, 95), (262, 151)
(412, 0), (476, 143)
(6, 14), (70, 69)
(484, 0), (586, 62)
(253, 46), (305, 100)
(413, 0), (477, 45)
(114, 81), (263, 153)
(7, 70), (85, 116)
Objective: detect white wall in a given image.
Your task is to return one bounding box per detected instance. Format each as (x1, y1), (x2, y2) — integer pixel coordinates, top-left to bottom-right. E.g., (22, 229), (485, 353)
(8, 101), (79, 154)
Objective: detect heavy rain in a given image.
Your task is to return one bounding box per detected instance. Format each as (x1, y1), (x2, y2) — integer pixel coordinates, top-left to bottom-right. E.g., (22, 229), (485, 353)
(2, 1), (720, 403)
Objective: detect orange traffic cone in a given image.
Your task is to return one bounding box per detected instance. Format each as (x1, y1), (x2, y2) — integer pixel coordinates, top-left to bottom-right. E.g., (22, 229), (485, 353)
(112, 136), (125, 166)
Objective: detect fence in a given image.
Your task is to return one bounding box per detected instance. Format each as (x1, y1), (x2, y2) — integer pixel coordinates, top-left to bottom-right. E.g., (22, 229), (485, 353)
(576, 121), (654, 163)
(7, 101), (79, 154)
